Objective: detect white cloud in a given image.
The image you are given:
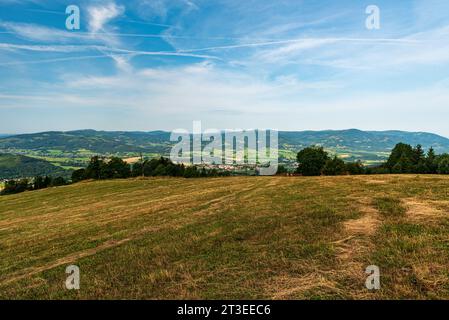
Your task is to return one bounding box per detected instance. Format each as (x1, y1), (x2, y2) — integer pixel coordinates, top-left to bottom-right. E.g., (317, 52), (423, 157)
(87, 2), (125, 33)
(10, 62), (343, 117)
(2, 54), (449, 135)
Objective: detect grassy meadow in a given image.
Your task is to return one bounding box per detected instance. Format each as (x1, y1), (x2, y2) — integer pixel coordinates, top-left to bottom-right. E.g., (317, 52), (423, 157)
(0, 175), (448, 299)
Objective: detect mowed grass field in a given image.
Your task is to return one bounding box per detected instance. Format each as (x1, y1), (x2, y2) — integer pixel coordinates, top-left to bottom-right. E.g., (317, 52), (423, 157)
(0, 175), (448, 299)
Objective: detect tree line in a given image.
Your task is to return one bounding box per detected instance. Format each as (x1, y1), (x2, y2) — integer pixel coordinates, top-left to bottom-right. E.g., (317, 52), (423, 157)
(71, 156), (231, 183)
(2, 142), (449, 195)
(1, 175), (67, 195)
(1, 156), (231, 196)
(295, 143), (449, 176)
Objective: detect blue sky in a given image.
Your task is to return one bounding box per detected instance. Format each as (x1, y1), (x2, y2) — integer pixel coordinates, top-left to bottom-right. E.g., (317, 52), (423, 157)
(1, 0), (449, 136)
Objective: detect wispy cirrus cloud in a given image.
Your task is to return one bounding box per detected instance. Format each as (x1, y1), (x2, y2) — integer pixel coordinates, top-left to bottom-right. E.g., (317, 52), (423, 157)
(0, 42), (219, 66)
(0, 21), (84, 43)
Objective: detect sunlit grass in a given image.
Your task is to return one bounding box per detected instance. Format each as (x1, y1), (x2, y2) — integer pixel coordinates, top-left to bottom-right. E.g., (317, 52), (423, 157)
(0, 175), (448, 299)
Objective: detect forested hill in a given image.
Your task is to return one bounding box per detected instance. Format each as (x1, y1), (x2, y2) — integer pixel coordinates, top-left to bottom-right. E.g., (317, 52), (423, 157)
(0, 130), (172, 154)
(1, 129), (449, 163)
(0, 154), (69, 179)
(280, 129), (449, 157)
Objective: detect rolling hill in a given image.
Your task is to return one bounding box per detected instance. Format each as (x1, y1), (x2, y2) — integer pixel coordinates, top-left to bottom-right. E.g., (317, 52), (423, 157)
(1, 129), (449, 175)
(0, 130), (171, 154)
(279, 129), (449, 162)
(0, 153), (70, 179)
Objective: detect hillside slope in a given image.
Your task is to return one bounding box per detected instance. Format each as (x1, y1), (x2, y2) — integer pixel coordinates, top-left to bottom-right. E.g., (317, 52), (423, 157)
(0, 176), (448, 299)
(0, 130), (171, 154)
(1, 129), (449, 165)
(0, 153), (69, 179)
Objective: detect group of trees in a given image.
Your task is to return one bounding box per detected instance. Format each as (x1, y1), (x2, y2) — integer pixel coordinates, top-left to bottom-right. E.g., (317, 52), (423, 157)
(296, 146), (358, 176)
(4, 142), (449, 195)
(0, 175), (67, 195)
(71, 156), (231, 183)
(71, 156), (131, 182)
(384, 143), (448, 174)
(295, 143), (449, 176)
(2, 156), (231, 196)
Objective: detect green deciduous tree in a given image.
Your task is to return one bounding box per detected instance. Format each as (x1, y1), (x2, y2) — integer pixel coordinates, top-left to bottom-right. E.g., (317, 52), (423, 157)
(51, 176), (66, 186)
(345, 160), (365, 175)
(437, 154), (449, 174)
(84, 156), (103, 179)
(296, 146), (329, 176)
(71, 168), (86, 183)
(386, 143), (414, 172)
(322, 156), (347, 176)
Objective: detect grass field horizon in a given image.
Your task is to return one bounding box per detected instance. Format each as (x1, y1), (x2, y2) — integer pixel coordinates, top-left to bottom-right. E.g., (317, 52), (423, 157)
(0, 175), (448, 299)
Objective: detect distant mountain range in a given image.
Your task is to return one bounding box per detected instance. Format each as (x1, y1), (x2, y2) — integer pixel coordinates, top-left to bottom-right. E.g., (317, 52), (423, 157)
(1, 129), (449, 178)
(1, 128), (449, 158)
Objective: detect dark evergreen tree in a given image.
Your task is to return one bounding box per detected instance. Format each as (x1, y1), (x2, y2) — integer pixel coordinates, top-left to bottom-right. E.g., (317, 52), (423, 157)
(426, 147), (438, 174)
(413, 144), (425, 164)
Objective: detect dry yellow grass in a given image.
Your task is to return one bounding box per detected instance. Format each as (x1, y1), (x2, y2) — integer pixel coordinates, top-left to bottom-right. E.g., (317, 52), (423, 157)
(0, 175), (448, 299)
